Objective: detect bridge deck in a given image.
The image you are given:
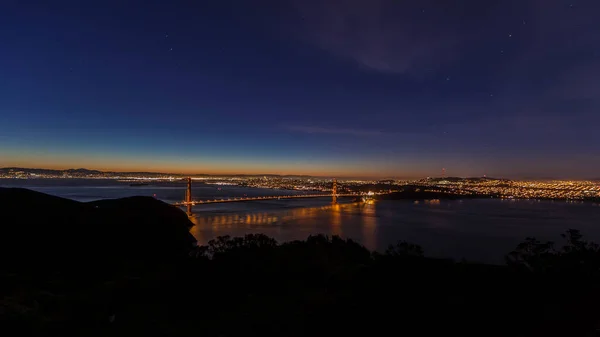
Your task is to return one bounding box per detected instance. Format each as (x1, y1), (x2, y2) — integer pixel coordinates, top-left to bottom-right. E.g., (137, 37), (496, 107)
(173, 194), (358, 206)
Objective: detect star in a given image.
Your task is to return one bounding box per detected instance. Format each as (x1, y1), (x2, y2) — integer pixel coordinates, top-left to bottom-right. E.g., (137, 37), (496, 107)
(508, 34), (512, 38)
(169, 48), (173, 51)
(446, 77), (450, 81)
(165, 34), (169, 38)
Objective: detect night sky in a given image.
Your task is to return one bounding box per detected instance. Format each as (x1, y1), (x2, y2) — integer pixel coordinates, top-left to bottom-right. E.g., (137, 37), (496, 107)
(1, 0), (599, 178)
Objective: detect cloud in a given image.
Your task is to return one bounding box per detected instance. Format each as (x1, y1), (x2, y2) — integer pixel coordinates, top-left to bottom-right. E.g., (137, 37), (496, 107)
(288, 0), (480, 74)
(287, 125), (387, 137)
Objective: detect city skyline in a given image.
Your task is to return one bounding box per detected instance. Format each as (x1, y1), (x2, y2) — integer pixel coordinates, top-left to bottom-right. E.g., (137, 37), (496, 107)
(2, 1), (600, 178)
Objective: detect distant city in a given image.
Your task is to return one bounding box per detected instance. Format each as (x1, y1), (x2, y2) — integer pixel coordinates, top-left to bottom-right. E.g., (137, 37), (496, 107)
(1, 167), (599, 202)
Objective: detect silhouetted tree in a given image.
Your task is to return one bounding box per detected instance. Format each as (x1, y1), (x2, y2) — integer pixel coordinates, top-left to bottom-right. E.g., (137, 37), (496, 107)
(384, 241), (425, 258)
(203, 234), (278, 258)
(506, 229), (600, 274)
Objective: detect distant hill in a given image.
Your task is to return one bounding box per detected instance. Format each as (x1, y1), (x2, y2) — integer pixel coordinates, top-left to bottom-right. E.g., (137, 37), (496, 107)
(419, 176), (508, 183)
(0, 167), (314, 178)
(0, 188), (196, 265)
(0, 167), (171, 177)
(63, 168), (104, 174)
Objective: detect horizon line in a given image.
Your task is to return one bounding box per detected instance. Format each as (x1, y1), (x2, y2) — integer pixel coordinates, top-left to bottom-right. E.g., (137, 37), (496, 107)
(0, 166), (392, 180)
(2, 166), (598, 181)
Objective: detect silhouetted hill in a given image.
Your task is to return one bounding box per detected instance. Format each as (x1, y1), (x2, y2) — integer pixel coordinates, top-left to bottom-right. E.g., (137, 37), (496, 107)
(64, 168), (104, 175)
(0, 167), (104, 176)
(0, 188), (196, 264)
(0, 167), (319, 179)
(421, 176), (507, 183)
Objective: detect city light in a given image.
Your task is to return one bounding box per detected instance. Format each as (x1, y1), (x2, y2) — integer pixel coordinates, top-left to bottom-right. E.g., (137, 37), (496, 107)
(1, 168), (598, 202)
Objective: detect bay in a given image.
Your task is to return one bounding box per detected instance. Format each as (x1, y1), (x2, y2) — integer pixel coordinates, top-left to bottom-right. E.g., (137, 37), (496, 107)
(2, 178), (599, 264)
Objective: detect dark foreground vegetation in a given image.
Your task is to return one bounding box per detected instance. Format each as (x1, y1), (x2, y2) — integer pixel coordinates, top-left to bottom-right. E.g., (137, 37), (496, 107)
(2, 188), (600, 336)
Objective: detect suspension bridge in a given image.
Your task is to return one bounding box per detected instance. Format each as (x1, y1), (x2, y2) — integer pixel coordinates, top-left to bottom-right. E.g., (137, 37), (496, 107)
(173, 193), (359, 206)
(173, 178), (358, 207)
(173, 178), (370, 215)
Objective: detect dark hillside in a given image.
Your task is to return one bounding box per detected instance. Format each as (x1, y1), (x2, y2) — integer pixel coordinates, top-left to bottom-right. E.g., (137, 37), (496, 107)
(0, 188), (195, 264)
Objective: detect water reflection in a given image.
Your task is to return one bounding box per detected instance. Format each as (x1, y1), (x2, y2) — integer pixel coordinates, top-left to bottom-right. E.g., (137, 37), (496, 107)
(190, 203), (342, 227)
(331, 203), (342, 237)
(360, 203), (377, 250)
(187, 199), (600, 264)
(188, 202), (378, 248)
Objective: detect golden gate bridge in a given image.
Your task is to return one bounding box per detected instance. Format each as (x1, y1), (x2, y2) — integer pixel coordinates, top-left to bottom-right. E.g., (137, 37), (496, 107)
(173, 178), (370, 215)
(173, 178), (357, 206)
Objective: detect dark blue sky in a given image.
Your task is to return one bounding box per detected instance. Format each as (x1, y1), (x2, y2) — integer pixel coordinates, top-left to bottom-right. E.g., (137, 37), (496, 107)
(1, 0), (599, 178)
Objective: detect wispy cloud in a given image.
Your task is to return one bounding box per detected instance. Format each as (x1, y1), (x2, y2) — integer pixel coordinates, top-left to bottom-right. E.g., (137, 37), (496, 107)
(288, 0), (475, 74)
(287, 125), (387, 137)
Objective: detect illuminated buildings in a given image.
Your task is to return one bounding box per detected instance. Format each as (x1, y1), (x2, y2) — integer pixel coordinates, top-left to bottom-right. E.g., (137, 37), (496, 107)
(1, 167), (598, 201)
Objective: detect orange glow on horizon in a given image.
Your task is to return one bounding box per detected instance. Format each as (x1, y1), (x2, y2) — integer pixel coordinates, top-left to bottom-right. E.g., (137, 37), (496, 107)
(0, 154), (426, 179)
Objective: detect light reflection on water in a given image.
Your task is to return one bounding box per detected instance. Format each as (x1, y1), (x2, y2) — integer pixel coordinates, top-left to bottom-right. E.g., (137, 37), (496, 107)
(188, 199), (600, 264)
(189, 202), (376, 248)
(361, 202), (377, 251)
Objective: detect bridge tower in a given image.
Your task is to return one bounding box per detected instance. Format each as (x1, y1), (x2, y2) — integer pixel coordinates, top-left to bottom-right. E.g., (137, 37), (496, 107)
(185, 177), (192, 203)
(185, 177), (192, 216)
(332, 178), (338, 204)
